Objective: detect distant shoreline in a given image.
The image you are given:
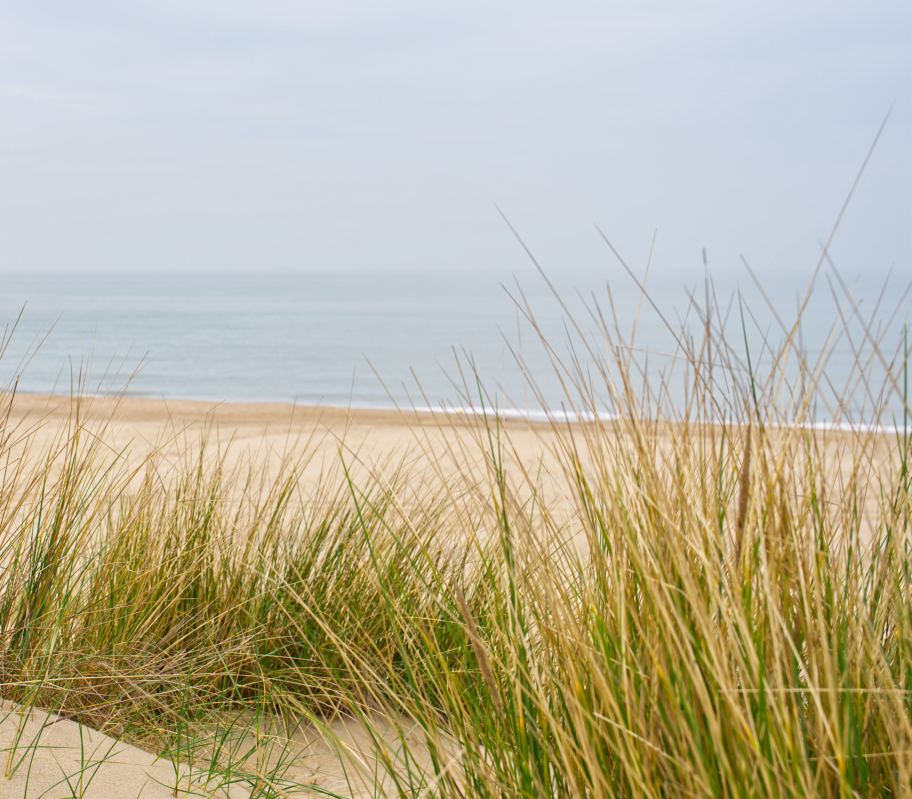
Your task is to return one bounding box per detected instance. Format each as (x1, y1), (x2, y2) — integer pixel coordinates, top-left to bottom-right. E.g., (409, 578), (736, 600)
(7, 391), (905, 437)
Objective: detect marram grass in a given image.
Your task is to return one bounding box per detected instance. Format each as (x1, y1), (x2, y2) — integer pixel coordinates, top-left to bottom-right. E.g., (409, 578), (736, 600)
(0, 279), (910, 798)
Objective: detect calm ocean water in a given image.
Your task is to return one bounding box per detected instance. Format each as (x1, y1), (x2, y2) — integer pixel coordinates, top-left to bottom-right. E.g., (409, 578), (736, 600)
(0, 268), (908, 426)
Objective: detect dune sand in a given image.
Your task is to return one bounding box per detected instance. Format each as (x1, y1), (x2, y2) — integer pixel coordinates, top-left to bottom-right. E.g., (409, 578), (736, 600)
(1, 700), (441, 798)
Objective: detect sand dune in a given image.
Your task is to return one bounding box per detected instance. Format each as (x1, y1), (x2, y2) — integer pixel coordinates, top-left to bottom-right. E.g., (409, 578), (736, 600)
(1, 393), (901, 797)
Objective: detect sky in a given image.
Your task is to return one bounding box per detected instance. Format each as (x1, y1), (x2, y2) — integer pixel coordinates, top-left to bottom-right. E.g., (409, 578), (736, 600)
(0, 0), (909, 284)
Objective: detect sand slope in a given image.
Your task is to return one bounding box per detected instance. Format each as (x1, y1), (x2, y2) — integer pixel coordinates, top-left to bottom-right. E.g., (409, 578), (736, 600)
(1, 702), (252, 798)
(1, 702), (440, 799)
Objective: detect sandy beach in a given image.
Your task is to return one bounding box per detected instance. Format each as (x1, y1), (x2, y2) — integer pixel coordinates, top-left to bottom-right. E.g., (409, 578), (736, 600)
(5, 392), (592, 523)
(5, 391), (898, 535)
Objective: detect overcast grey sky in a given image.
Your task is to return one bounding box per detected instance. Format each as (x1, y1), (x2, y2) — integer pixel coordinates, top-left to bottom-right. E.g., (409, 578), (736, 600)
(0, 0), (908, 281)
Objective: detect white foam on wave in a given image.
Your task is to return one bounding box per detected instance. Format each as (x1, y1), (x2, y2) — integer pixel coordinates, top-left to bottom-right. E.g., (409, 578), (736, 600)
(410, 405), (612, 424)
(407, 404), (908, 436)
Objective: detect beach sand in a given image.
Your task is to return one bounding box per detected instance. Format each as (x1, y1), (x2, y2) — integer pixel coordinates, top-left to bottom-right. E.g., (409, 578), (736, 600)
(4, 391), (898, 550)
(5, 392), (589, 527)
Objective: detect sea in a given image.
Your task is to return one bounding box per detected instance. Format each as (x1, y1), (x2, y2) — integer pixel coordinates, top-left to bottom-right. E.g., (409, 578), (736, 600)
(0, 267), (909, 429)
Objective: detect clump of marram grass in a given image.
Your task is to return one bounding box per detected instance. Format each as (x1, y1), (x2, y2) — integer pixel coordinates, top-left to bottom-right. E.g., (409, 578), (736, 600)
(0, 269), (910, 798)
